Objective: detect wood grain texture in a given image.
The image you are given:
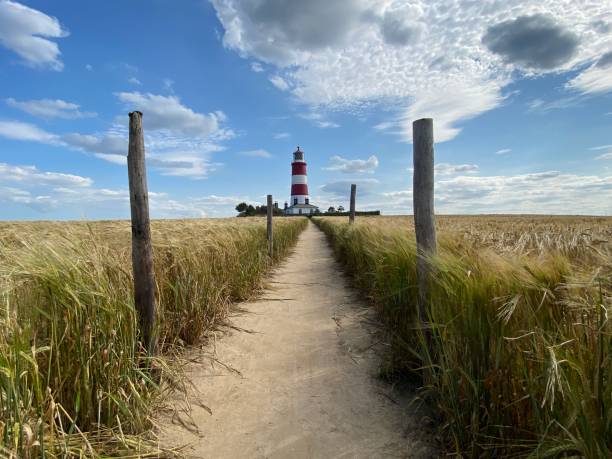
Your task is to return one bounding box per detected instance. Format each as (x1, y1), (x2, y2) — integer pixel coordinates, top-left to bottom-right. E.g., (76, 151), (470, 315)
(349, 184), (356, 224)
(267, 194), (273, 257)
(412, 118), (437, 323)
(127, 111), (157, 355)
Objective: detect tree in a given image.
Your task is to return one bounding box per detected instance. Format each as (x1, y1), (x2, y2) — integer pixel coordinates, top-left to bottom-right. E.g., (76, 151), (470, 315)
(327, 206), (335, 213)
(236, 202), (248, 213)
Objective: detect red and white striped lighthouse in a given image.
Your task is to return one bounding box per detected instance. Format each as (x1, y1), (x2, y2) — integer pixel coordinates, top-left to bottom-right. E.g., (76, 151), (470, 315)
(285, 146), (318, 215)
(291, 146), (309, 206)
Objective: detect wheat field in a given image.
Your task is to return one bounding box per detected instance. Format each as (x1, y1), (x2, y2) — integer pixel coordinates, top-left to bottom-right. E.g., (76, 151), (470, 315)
(313, 215), (611, 458)
(0, 217), (307, 458)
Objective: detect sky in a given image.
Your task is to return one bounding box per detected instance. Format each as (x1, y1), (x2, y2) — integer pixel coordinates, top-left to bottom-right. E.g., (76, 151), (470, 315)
(0, 0), (611, 220)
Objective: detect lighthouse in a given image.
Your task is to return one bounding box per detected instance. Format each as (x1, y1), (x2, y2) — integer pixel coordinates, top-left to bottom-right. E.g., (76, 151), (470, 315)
(284, 146), (319, 215)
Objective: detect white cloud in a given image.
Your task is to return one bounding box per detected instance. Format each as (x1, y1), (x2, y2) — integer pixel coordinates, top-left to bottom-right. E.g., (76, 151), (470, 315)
(0, 0), (67, 70)
(435, 171), (612, 214)
(0, 120), (58, 143)
(240, 149), (272, 158)
(128, 77), (142, 86)
(94, 153), (126, 165)
(397, 80), (505, 142)
(567, 65), (612, 95)
(62, 132), (126, 156)
(251, 62), (264, 72)
(495, 148), (512, 155)
(324, 155), (379, 174)
(596, 152), (612, 160)
(0, 162), (92, 187)
(115, 92), (229, 137)
(6, 97), (96, 119)
(162, 78), (174, 93)
(273, 132), (290, 139)
(320, 178), (379, 196)
(0, 161), (222, 217)
(269, 75), (290, 91)
(434, 163), (479, 176)
(211, 0), (612, 141)
(527, 95), (585, 113)
(379, 171), (612, 215)
(299, 111), (340, 129)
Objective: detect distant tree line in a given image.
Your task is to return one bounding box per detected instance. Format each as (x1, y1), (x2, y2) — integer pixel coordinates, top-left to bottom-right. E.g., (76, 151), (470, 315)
(235, 202), (284, 217)
(235, 202), (380, 217)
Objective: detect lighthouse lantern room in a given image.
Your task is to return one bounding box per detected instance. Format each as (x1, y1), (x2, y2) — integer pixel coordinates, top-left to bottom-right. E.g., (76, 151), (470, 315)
(284, 146), (319, 215)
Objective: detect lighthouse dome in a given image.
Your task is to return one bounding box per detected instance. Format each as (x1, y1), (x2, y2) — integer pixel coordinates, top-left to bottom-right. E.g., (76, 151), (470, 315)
(293, 146), (304, 162)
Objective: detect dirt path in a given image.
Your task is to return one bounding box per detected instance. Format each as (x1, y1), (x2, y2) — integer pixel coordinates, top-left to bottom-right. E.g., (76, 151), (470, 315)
(160, 221), (436, 458)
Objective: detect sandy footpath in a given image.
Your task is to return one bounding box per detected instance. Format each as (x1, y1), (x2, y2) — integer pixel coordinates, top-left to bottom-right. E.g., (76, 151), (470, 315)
(159, 221), (436, 458)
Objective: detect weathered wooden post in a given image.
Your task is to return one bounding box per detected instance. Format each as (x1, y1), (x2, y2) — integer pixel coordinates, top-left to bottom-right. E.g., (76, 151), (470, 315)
(267, 194), (273, 258)
(127, 111), (157, 355)
(412, 118), (437, 326)
(349, 184), (356, 224)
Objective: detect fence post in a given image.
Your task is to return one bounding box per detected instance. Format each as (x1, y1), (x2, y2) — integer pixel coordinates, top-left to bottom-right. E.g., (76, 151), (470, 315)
(267, 194), (273, 257)
(349, 183), (356, 224)
(412, 118), (437, 326)
(127, 111), (157, 356)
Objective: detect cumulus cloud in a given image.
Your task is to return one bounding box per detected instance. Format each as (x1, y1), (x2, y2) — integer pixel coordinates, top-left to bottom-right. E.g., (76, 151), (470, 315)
(0, 162), (92, 187)
(483, 14), (579, 70)
(115, 92), (229, 137)
(0, 120), (58, 143)
(211, 1), (612, 141)
(0, 161), (223, 217)
(324, 155), (378, 174)
(6, 97), (96, 119)
(379, 171), (612, 215)
(211, 0), (368, 65)
(380, 5), (424, 46)
(435, 171), (612, 214)
(251, 62), (264, 72)
(0, 114), (227, 179)
(62, 132), (126, 156)
(0, 0), (67, 70)
(495, 148), (511, 155)
(128, 77), (142, 86)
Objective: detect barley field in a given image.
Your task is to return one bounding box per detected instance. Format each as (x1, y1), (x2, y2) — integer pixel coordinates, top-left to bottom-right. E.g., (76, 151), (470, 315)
(313, 215), (611, 458)
(0, 217), (307, 458)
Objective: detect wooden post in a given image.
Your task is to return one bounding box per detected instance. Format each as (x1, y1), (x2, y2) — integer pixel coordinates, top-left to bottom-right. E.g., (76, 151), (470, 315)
(267, 194), (273, 258)
(349, 184), (356, 224)
(412, 118), (437, 325)
(127, 111), (157, 355)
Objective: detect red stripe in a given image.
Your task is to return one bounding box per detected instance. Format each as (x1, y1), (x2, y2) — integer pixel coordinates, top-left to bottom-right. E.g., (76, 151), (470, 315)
(292, 163), (307, 175)
(291, 184), (309, 195)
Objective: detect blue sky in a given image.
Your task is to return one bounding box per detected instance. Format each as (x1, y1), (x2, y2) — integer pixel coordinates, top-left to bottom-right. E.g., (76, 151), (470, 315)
(0, 0), (611, 219)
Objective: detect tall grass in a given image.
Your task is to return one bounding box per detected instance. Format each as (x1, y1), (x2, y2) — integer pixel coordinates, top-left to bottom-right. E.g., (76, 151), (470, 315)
(313, 216), (611, 458)
(0, 217), (307, 458)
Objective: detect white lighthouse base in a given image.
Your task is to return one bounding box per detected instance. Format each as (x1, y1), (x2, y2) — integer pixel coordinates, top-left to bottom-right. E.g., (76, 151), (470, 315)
(285, 203), (319, 215)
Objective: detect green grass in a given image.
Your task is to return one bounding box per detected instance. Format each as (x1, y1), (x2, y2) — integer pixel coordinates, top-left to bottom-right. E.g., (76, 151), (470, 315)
(0, 217), (307, 458)
(313, 215), (611, 458)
